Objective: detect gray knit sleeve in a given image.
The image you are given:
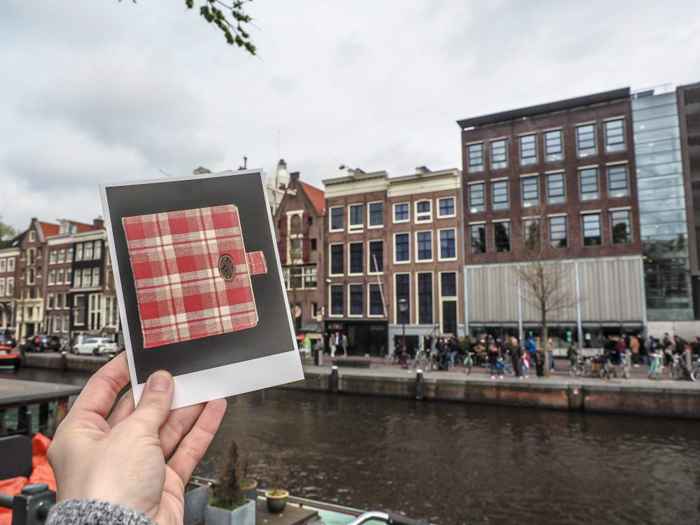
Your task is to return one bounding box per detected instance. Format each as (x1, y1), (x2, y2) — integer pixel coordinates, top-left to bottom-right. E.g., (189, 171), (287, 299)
(46, 499), (157, 525)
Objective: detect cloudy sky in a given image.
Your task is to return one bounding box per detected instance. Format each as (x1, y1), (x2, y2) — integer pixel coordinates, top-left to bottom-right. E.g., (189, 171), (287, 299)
(1, 0), (699, 230)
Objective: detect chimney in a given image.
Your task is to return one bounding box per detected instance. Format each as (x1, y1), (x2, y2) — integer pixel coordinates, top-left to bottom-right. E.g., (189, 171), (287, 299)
(290, 171), (300, 183)
(93, 217), (105, 230)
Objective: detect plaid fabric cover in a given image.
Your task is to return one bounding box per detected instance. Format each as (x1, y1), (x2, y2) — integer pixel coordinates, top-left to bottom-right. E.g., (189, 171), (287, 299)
(122, 205), (267, 349)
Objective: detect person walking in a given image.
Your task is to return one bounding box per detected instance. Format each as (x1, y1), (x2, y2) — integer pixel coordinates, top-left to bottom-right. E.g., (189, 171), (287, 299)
(567, 341), (578, 368)
(329, 333), (337, 357)
(524, 334), (536, 357)
(511, 338), (522, 377)
(341, 333), (348, 357)
(548, 337), (556, 371)
(534, 346), (545, 378)
(617, 336), (628, 366)
(488, 344), (501, 379)
(630, 334), (640, 366)
(521, 350), (531, 379)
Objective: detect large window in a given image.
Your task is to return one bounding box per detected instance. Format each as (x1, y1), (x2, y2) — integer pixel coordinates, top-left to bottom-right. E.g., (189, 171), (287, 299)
(611, 210), (632, 244)
(440, 273), (458, 334)
(50, 250), (57, 264)
(494, 222), (511, 252)
(369, 284), (384, 316)
(523, 219), (541, 251)
(605, 119), (626, 153)
(415, 200), (432, 222)
(369, 202), (384, 227)
(519, 134), (537, 166)
(330, 206), (344, 231)
(545, 129), (563, 162)
(607, 164), (629, 198)
(76, 244), (83, 262)
(546, 172), (566, 204)
(438, 197), (455, 217)
(349, 284), (363, 316)
(492, 180), (509, 210)
(469, 183), (485, 213)
(369, 240), (383, 273)
(468, 143), (484, 172)
(582, 213), (602, 246)
(440, 229), (456, 259)
(490, 139), (507, 169)
(394, 203), (409, 222)
(395, 274), (410, 324)
(349, 242), (363, 274)
(521, 176), (539, 208)
(84, 242), (94, 261)
(330, 285), (344, 316)
(94, 241), (102, 260)
(470, 224), (486, 254)
(576, 124), (597, 158)
(330, 244), (344, 275)
(579, 168), (599, 201)
(74, 295), (85, 326)
(349, 204), (364, 232)
(395, 233), (410, 262)
(417, 273), (433, 324)
(417, 231), (433, 261)
(549, 216), (568, 249)
(441, 272), (457, 297)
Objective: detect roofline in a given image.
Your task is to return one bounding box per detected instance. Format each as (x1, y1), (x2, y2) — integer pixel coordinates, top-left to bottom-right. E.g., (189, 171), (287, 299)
(457, 87), (631, 129)
(390, 168), (460, 183)
(322, 171), (388, 186)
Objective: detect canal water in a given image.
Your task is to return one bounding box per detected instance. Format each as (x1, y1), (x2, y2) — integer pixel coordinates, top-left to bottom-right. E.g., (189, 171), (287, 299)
(4, 367), (700, 525)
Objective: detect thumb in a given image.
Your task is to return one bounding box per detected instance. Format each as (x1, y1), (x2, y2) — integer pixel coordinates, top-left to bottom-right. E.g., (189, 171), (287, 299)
(130, 370), (174, 434)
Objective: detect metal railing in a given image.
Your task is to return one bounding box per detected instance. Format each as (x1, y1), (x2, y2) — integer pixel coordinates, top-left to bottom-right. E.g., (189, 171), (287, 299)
(0, 484), (55, 525)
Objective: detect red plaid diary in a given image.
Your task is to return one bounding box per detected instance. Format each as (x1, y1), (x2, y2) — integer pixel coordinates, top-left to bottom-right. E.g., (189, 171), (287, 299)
(122, 205), (267, 349)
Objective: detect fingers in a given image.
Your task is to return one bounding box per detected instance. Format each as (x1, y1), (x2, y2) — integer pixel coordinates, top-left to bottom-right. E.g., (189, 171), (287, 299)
(128, 370), (174, 434)
(106, 389), (135, 427)
(168, 399), (227, 486)
(69, 352), (131, 420)
(159, 403), (206, 459)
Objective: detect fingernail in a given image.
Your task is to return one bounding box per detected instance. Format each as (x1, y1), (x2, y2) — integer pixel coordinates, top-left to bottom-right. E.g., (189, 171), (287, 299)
(149, 371), (172, 392)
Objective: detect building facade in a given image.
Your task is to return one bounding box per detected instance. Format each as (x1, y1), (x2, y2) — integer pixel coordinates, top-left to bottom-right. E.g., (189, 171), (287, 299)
(458, 89), (646, 346)
(322, 167), (464, 356)
(0, 234), (22, 331)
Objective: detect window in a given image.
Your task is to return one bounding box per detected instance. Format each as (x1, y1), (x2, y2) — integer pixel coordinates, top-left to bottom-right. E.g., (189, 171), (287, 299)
(440, 229), (456, 259)
(84, 242), (94, 261)
(311, 239), (317, 251)
(441, 273), (457, 297)
(416, 231), (433, 261)
(579, 168), (599, 201)
(289, 238), (302, 262)
(549, 216), (568, 249)
(58, 249), (65, 263)
(470, 224), (486, 254)
(395, 274), (410, 324)
(74, 295), (86, 326)
(330, 285), (343, 316)
(467, 143), (484, 172)
(330, 206), (344, 231)
(89, 294), (102, 330)
(66, 269), (72, 286)
(611, 210), (632, 244)
(369, 284), (384, 316)
(523, 219), (541, 250)
(349, 242), (363, 274)
(576, 124), (597, 158)
(492, 181), (509, 211)
(394, 203), (409, 222)
(368, 202), (383, 227)
(303, 266), (317, 289)
(519, 134), (537, 165)
(490, 139), (507, 169)
(607, 164), (629, 198)
(29, 231), (35, 243)
(544, 129), (563, 162)
(469, 183), (485, 213)
(349, 284), (363, 316)
(27, 268), (35, 285)
(440, 272), (458, 334)
(494, 222), (511, 252)
(311, 302), (319, 317)
(93, 267), (100, 287)
(605, 119), (626, 153)
(67, 247), (74, 262)
(83, 268), (92, 287)
(417, 273), (433, 324)
(0, 259), (5, 273)
(290, 215), (302, 235)
(105, 297), (119, 327)
(521, 177), (539, 208)
(349, 204), (364, 232)
(438, 197), (455, 217)
(330, 244), (344, 275)
(76, 244), (83, 262)
(47, 293), (54, 310)
(7, 259), (14, 272)
(50, 250), (57, 264)
(0, 279), (4, 297)
(582, 213), (602, 246)
(368, 241), (383, 273)
(546, 172), (566, 204)
(395, 233), (410, 262)
(55, 293), (61, 309)
(28, 249), (35, 265)
(63, 315), (70, 332)
(415, 200), (432, 222)
(6, 278), (13, 296)
(48, 270), (55, 285)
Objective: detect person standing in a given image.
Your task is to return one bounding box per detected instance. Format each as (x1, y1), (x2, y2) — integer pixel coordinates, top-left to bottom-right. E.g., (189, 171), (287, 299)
(548, 337), (556, 372)
(617, 336), (628, 366)
(488, 344), (501, 379)
(567, 341), (578, 368)
(630, 334), (640, 366)
(521, 350), (531, 379)
(511, 338), (522, 378)
(341, 333), (348, 357)
(534, 346), (545, 378)
(329, 333), (336, 357)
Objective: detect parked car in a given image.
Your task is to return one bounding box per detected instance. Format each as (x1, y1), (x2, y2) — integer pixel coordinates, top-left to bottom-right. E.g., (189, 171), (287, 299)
(0, 331), (17, 350)
(73, 337), (118, 356)
(19, 334), (63, 352)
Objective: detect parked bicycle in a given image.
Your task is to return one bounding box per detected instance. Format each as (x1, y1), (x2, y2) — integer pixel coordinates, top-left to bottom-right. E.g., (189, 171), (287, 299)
(648, 351), (664, 380)
(496, 356), (515, 377)
(691, 355), (700, 382)
(668, 353), (693, 380)
(411, 349), (433, 372)
(463, 351), (474, 375)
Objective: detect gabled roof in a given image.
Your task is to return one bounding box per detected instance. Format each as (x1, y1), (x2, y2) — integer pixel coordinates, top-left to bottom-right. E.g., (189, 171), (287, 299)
(38, 221), (60, 239)
(71, 221), (94, 233)
(300, 181), (326, 216)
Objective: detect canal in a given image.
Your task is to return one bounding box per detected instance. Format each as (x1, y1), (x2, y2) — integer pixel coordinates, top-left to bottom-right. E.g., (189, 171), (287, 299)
(4, 367), (700, 525)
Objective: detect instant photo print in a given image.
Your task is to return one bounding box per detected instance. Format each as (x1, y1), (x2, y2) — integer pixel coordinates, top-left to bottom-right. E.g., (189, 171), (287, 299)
(100, 170), (304, 409)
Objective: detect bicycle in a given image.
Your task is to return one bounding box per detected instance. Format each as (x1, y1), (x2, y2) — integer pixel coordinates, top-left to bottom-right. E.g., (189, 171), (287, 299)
(620, 352), (631, 379)
(411, 349), (432, 372)
(463, 351), (474, 375)
(691, 355), (700, 382)
(648, 351), (664, 380)
(668, 353), (693, 380)
(496, 356), (515, 377)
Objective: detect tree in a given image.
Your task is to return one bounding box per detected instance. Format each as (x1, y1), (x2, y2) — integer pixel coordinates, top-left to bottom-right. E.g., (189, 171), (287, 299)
(121, 0), (257, 55)
(0, 217), (17, 248)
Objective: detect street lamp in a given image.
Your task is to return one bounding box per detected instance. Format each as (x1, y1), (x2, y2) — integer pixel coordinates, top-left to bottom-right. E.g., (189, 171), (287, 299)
(398, 298), (408, 356)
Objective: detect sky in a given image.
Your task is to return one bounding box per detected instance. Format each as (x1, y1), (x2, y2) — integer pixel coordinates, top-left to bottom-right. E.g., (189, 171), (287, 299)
(0, 0), (699, 231)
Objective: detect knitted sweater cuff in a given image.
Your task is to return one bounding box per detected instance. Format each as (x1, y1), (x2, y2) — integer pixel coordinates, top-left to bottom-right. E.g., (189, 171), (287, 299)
(46, 499), (157, 525)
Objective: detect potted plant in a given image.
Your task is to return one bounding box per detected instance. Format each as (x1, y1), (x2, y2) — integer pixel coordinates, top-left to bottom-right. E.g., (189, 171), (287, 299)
(184, 481), (212, 525)
(206, 441), (256, 525)
(264, 458), (289, 514)
(239, 452), (258, 501)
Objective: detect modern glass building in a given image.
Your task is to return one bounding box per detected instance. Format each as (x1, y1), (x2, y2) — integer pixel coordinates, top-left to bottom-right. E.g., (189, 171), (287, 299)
(632, 91), (694, 321)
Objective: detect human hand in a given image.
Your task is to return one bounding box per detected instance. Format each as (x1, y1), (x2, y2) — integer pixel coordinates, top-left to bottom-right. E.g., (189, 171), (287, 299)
(48, 353), (227, 524)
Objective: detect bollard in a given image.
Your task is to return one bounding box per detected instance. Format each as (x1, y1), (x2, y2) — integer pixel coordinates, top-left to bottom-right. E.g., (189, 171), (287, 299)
(10, 483), (56, 525)
(60, 350), (68, 372)
(415, 369), (424, 400)
(330, 365), (339, 394)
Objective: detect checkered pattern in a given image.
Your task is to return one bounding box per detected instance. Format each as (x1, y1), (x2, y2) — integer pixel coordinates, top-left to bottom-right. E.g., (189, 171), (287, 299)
(122, 205), (267, 349)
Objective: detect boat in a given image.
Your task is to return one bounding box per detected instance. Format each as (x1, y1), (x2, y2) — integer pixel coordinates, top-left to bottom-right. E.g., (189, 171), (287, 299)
(0, 346), (20, 370)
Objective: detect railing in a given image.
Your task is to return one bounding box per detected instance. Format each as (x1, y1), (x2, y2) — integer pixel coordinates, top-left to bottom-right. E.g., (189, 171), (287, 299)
(0, 484), (55, 525)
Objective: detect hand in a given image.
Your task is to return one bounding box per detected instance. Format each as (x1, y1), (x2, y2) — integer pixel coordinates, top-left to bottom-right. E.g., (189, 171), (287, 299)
(48, 353), (227, 524)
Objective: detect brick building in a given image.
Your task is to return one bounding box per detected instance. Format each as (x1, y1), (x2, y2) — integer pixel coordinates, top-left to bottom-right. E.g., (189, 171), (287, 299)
(0, 233), (22, 332)
(458, 88), (645, 345)
(322, 166), (463, 356)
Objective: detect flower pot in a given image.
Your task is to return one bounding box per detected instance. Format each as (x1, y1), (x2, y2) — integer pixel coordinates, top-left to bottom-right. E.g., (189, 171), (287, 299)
(205, 499), (256, 525)
(184, 485), (212, 525)
(240, 478), (258, 501)
(265, 490), (289, 514)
